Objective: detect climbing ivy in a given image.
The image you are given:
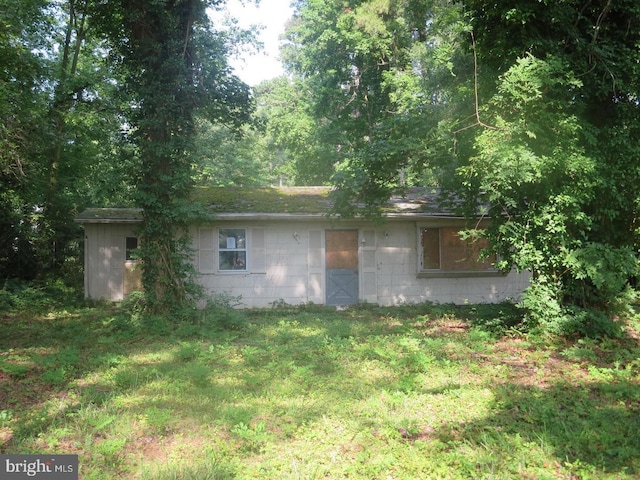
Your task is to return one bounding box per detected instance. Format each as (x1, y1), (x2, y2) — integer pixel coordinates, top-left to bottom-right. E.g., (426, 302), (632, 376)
(94, 0), (252, 311)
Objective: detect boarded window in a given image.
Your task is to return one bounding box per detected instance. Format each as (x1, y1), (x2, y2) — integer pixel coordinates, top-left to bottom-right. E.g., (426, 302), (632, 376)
(420, 227), (495, 272)
(250, 227), (266, 273)
(325, 230), (358, 269)
(421, 228), (441, 269)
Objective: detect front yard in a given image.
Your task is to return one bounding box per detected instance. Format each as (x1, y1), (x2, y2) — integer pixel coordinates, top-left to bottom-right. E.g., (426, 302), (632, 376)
(1, 296), (639, 479)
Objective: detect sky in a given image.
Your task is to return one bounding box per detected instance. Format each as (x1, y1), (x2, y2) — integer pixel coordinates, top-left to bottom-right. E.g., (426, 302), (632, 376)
(212, 0), (295, 86)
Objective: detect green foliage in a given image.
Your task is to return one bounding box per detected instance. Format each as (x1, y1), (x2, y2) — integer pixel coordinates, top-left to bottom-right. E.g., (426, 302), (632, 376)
(92, 0), (253, 312)
(458, 29), (638, 335)
(282, 0), (640, 335)
(199, 294), (247, 331)
(0, 278), (83, 315)
(231, 421), (271, 453)
(192, 120), (273, 187)
(517, 283), (624, 338)
(283, 0), (448, 198)
(565, 243), (639, 309)
(254, 77), (337, 185)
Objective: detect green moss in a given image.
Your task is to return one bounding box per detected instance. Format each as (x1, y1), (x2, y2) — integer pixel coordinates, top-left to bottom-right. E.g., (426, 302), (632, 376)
(190, 186), (333, 214)
(77, 187), (460, 220)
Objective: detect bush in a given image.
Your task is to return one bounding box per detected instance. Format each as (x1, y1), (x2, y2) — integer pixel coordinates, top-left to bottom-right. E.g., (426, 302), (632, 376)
(519, 282), (565, 333)
(199, 293), (246, 331)
(0, 278), (83, 313)
(561, 306), (623, 338)
(0, 289), (15, 313)
(519, 281), (623, 338)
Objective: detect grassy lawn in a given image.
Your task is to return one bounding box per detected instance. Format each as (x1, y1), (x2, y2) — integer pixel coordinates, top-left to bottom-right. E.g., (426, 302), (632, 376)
(1, 295), (640, 479)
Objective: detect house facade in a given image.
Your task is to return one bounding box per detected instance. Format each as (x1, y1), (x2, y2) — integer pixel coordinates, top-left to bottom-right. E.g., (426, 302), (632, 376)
(76, 187), (530, 307)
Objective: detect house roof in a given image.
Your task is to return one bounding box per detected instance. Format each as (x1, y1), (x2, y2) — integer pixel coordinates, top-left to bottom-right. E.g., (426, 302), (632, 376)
(76, 186), (469, 223)
(75, 207), (144, 224)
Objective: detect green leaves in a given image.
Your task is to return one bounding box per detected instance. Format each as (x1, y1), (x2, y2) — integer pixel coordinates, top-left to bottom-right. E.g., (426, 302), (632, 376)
(451, 0), (640, 331)
(91, 0), (254, 311)
(565, 243), (639, 305)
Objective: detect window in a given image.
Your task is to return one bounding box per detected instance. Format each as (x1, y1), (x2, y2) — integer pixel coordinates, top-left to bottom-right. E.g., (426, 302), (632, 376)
(125, 237), (138, 261)
(218, 228), (247, 271)
(419, 227), (497, 275)
(198, 227), (265, 274)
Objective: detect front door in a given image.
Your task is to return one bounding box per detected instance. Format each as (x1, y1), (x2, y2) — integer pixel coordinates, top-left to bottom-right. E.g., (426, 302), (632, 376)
(325, 230), (359, 305)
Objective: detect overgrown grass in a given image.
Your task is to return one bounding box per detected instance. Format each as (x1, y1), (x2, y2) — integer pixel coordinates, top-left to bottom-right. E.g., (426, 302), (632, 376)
(1, 293), (639, 479)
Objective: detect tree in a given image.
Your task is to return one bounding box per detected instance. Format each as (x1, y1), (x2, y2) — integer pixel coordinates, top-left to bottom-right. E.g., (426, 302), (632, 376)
(0, 0), (50, 279)
(191, 76), (339, 188)
(282, 0), (462, 213)
(40, 0), (108, 273)
(285, 0), (640, 334)
(94, 0), (252, 310)
(253, 76), (336, 185)
(192, 119), (274, 187)
(1, 0), (121, 281)
(454, 0), (640, 334)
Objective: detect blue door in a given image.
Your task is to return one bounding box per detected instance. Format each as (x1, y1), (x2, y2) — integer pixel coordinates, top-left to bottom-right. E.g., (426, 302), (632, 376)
(326, 230), (359, 305)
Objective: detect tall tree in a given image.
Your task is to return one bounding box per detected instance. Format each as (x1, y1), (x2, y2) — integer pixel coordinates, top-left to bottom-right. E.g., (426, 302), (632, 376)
(0, 0), (50, 279)
(192, 119), (275, 187)
(285, 0), (640, 333)
(1, 0), (120, 280)
(253, 76), (336, 185)
(282, 0), (459, 213)
(41, 0), (98, 272)
(455, 0), (640, 333)
(94, 0), (252, 310)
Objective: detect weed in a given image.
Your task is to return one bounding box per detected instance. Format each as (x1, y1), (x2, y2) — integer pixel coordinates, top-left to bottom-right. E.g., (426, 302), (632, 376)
(94, 437), (127, 460)
(41, 367), (68, 386)
(231, 421), (271, 452)
(174, 342), (202, 362)
(0, 360), (31, 377)
(141, 407), (174, 435)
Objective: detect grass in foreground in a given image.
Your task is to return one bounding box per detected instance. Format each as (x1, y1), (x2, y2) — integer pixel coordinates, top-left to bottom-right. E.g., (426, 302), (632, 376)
(1, 298), (639, 479)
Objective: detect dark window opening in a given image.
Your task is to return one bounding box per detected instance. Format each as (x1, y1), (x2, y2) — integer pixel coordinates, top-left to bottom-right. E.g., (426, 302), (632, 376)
(126, 237), (138, 261)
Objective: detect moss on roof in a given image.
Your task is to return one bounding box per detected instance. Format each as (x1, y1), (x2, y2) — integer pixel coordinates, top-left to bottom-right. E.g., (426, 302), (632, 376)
(76, 187), (467, 222)
(191, 186), (334, 214)
(75, 208), (143, 223)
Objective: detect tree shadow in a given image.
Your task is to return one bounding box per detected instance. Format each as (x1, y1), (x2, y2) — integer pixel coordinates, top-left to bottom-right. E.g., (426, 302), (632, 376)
(433, 380), (640, 476)
(4, 301), (640, 478)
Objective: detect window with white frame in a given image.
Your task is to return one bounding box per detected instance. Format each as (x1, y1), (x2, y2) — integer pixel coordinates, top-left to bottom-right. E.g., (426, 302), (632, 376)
(419, 226), (496, 274)
(198, 227), (266, 274)
(218, 228), (247, 271)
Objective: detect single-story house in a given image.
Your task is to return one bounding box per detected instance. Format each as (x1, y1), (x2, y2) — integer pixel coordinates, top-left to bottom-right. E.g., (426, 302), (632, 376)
(75, 186), (530, 307)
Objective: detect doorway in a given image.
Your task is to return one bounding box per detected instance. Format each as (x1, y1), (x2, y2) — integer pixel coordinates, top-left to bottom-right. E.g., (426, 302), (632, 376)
(325, 230), (359, 305)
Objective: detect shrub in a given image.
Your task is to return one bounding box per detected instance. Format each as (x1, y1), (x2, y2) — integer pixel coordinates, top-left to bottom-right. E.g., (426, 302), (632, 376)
(519, 281), (623, 338)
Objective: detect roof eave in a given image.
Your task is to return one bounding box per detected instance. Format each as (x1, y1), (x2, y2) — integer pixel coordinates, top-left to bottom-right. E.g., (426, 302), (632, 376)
(212, 212), (468, 221)
(74, 218), (144, 224)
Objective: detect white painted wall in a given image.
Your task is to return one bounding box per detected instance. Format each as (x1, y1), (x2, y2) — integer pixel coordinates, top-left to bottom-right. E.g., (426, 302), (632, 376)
(374, 222), (530, 305)
(83, 219), (529, 305)
(192, 220), (529, 308)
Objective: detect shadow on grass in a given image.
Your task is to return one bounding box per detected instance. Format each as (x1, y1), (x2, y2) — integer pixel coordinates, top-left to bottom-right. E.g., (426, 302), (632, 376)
(432, 380), (640, 476)
(3, 301), (640, 478)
